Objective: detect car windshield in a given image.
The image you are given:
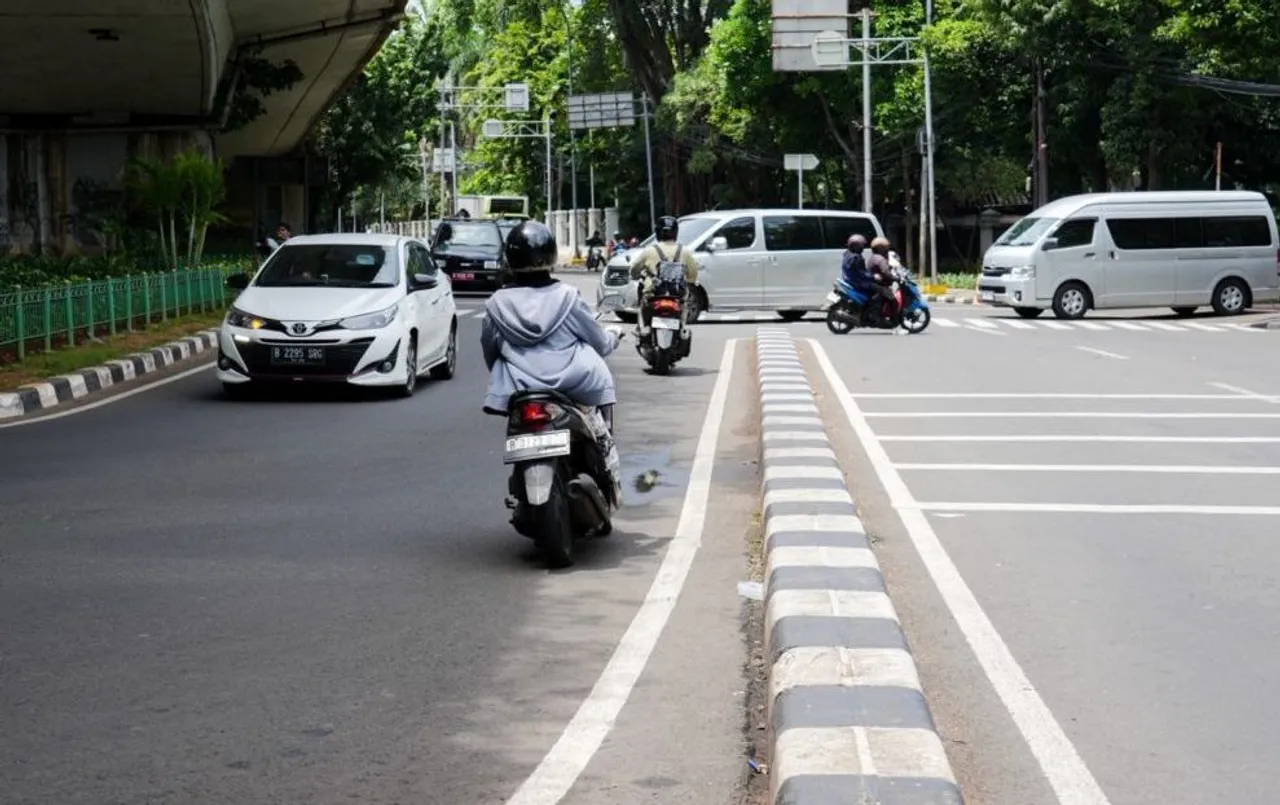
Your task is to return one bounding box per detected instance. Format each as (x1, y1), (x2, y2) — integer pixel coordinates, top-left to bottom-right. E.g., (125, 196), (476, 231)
(995, 216), (1059, 247)
(628, 217), (719, 250)
(254, 244), (399, 288)
(434, 221), (502, 253)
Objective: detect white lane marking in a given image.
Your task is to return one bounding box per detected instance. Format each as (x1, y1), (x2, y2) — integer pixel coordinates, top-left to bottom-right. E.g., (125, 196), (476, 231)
(503, 339), (737, 805)
(863, 411), (1280, 419)
(934, 318), (960, 327)
(997, 319), (1037, 330)
(963, 324), (1007, 336)
(964, 318), (999, 329)
(1076, 346), (1128, 360)
(0, 363), (216, 430)
(851, 393), (1245, 399)
(1210, 382), (1280, 403)
(808, 338), (1113, 805)
(1181, 321), (1223, 332)
(1072, 321), (1110, 331)
(1038, 320), (1074, 330)
(911, 502), (1280, 516)
(894, 463), (1280, 475)
(1143, 321), (1185, 331)
(1224, 322), (1265, 332)
(877, 435), (1280, 443)
(1105, 321), (1149, 331)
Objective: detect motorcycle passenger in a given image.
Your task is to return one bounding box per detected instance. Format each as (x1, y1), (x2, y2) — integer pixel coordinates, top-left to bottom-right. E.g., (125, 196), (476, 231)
(631, 215), (699, 334)
(481, 220), (623, 432)
(867, 236), (900, 324)
(611, 230), (625, 257)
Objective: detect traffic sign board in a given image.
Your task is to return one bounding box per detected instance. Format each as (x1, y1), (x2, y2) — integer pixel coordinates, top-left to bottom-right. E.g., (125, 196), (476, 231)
(784, 153), (819, 171)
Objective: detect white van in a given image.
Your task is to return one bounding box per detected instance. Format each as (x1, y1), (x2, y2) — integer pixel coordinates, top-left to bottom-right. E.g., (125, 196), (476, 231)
(980, 191), (1280, 319)
(596, 208), (884, 322)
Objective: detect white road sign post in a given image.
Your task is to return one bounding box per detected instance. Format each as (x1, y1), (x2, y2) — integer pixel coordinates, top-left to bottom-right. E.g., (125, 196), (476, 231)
(785, 153), (819, 208)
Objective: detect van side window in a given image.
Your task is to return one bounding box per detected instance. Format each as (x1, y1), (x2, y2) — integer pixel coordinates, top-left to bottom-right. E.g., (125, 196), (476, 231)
(820, 216), (878, 248)
(1051, 218), (1096, 248)
(1105, 218), (1175, 250)
(764, 215), (824, 251)
(1202, 216), (1272, 248)
(1172, 218), (1203, 248)
(709, 216), (756, 250)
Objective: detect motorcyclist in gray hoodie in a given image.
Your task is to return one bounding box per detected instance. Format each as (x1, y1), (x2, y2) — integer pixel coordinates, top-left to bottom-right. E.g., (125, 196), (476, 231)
(481, 220), (624, 431)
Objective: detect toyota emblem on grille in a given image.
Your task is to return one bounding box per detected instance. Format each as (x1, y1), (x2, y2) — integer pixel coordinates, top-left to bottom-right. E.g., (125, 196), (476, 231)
(292, 323), (307, 334)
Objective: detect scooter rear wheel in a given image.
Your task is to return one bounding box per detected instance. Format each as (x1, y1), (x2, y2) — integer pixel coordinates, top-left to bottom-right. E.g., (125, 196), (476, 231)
(534, 475), (575, 568)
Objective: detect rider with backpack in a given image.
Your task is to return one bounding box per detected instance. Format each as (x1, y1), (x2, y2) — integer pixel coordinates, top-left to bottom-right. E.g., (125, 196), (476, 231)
(630, 215), (700, 335)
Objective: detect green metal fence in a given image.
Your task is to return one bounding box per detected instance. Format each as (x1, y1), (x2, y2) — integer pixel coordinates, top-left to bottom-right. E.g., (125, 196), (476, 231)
(0, 262), (254, 361)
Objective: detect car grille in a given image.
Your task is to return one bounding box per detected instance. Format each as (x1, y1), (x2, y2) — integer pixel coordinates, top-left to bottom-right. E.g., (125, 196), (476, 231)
(604, 267), (631, 286)
(982, 266), (1012, 277)
(238, 337), (376, 377)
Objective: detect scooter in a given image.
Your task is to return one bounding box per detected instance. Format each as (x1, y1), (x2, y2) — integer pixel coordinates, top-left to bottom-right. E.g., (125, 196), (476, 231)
(824, 256), (931, 335)
(635, 263), (692, 374)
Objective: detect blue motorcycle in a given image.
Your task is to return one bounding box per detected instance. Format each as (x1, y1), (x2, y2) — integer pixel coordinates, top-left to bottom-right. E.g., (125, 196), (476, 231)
(824, 261), (931, 335)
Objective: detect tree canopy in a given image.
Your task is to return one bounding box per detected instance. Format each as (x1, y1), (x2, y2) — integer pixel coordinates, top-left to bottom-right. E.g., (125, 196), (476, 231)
(314, 0), (1280, 257)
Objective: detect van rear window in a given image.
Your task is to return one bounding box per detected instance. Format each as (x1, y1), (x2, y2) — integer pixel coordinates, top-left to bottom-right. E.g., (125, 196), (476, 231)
(820, 216), (878, 248)
(1107, 216), (1272, 250)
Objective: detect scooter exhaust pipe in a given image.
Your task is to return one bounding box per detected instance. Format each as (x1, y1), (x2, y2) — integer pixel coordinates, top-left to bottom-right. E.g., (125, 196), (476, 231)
(567, 473), (609, 534)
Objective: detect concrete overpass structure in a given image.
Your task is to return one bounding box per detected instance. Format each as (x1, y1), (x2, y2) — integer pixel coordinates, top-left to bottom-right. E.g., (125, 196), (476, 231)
(0, 0), (409, 254)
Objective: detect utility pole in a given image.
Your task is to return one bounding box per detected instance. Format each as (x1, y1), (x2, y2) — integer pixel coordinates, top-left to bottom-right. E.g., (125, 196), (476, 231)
(1034, 58), (1049, 207)
(860, 8), (874, 214)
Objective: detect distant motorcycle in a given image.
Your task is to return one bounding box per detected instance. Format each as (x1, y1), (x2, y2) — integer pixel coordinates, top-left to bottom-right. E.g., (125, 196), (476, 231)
(585, 245), (605, 272)
(825, 255), (931, 335)
(636, 262), (692, 374)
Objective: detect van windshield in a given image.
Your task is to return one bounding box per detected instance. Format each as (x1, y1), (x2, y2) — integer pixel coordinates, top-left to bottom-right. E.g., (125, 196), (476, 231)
(995, 217), (1059, 247)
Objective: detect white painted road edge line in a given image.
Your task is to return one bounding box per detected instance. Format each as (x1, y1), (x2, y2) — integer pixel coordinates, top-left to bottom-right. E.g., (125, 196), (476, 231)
(893, 463), (1280, 474)
(806, 337), (1113, 805)
(0, 362), (217, 430)
(501, 339), (738, 805)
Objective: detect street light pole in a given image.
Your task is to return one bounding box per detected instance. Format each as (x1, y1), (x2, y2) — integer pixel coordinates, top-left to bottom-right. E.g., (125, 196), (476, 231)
(562, 2), (581, 259)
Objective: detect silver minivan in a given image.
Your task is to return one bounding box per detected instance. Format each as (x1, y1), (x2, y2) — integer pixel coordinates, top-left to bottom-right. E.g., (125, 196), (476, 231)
(981, 191), (1280, 319)
(596, 208), (884, 322)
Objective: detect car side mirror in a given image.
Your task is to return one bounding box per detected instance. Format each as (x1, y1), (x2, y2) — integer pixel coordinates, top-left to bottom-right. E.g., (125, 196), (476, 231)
(1041, 237), (1060, 252)
(412, 273), (438, 290)
(226, 273), (249, 290)
(707, 236), (728, 252)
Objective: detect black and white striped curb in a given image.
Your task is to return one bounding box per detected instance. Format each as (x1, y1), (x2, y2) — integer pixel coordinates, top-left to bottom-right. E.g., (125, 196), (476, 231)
(0, 329), (219, 420)
(755, 327), (963, 805)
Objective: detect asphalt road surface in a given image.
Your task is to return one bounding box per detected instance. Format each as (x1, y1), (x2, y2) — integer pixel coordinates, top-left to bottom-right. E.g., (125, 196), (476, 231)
(0, 276), (764, 805)
(807, 304), (1280, 805)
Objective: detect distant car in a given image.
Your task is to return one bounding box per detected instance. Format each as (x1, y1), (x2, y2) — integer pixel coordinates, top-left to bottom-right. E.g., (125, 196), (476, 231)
(217, 233), (458, 398)
(431, 217), (507, 292)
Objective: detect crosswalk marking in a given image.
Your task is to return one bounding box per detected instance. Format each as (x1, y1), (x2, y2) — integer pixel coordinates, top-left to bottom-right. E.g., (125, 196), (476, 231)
(452, 305), (1272, 333)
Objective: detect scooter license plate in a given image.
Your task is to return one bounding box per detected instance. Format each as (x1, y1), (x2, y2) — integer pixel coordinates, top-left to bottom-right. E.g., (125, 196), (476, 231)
(503, 430), (571, 464)
(652, 317), (681, 330)
(825, 291), (841, 304)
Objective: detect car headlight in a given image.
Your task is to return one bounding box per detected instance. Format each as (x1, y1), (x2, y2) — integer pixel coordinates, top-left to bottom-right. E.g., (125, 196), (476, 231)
(1011, 265), (1035, 278)
(484, 260), (500, 269)
(340, 305), (399, 330)
(226, 307), (268, 329)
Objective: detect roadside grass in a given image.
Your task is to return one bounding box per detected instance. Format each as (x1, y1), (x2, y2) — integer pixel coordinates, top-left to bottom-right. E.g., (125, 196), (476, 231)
(935, 272), (978, 290)
(0, 309), (227, 390)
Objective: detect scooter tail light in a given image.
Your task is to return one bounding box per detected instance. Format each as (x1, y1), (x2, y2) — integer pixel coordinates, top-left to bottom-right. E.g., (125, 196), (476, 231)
(513, 400), (564, 432)
(653, 298), (681, 313)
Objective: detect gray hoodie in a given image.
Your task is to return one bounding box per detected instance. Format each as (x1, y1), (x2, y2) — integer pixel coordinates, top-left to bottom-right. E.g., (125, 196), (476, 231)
(481, 281), (620, 412)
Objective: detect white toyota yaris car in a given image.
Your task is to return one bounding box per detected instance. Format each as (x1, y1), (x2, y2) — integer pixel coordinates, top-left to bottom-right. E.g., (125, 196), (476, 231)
(217, 233), (458, 398)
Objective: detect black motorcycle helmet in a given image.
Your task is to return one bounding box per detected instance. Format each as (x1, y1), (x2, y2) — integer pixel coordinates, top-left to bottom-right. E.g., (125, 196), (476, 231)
(847, 234), (867, 252)
(505, 220), (558, 272)
(655, 215), (678, 241)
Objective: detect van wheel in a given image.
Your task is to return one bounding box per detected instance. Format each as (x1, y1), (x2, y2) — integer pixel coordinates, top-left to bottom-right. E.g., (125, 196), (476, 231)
(1014, 307), (1043, 319)
(687, 289), (705, 322)
(1171, 307), (1197, 317)
(1211, 278), (1250, 316)
(1052, 282), (1091, 320)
